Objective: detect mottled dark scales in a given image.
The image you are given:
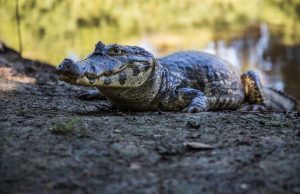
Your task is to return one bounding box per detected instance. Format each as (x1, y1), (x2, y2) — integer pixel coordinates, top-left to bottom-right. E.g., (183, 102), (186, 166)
(57, 41), (297, 113)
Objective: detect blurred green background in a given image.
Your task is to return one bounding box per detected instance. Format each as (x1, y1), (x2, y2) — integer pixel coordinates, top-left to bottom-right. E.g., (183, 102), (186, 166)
(0, 0), (299, 99)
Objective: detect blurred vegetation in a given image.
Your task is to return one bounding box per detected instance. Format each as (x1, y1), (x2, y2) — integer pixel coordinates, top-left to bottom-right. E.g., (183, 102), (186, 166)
(0, 0), (299, 64)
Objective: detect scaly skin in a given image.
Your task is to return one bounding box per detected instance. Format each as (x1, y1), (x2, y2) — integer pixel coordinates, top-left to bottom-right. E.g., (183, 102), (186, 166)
(57, 41), (296, 112)
(152, 51), (244, 112)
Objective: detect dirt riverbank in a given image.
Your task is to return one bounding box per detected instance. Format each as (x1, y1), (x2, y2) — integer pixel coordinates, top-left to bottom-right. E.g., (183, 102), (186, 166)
(0, 44), (299, 194)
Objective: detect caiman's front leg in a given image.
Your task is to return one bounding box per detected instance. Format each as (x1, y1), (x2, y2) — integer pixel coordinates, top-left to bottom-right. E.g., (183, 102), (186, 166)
(76, 89), (106, 100)
(165, 88), (208, 113)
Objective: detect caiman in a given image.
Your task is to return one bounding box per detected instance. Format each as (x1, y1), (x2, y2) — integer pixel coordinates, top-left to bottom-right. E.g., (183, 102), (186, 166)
(57, 41), (297, 113)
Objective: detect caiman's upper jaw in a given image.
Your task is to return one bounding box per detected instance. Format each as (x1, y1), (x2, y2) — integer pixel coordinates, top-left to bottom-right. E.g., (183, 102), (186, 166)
(56, 61), (114, 86)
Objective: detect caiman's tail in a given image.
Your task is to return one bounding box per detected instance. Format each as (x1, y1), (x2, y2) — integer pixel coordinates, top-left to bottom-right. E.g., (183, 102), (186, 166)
(263, 87), (298, 112)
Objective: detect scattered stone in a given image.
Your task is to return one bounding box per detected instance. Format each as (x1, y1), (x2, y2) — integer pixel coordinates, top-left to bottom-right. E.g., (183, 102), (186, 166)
(130, 162), (141, 170)
(184, 142), (214, 149)
(186, 120), (200, 129)
(240, 183), (249, 190)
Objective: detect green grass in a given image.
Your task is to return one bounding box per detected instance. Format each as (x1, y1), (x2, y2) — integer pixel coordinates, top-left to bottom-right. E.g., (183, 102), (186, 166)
(51, 117), (84, 135)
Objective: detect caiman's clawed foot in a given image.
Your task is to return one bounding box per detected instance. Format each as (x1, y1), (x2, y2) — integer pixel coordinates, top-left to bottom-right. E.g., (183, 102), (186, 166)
(238, 103), (269, 112)
(182, 106), (204, 113)
(76, 90), (106, 100)
(167, 88), (208, 113)
(241, 71), (264, 104)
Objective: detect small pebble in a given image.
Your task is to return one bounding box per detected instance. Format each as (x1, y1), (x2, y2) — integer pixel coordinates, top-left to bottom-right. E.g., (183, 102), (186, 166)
(130, 163), (141, 170)
(184, 142), (214, 149)
(240, 183), (249, 190)
(186, 120), (200, 129)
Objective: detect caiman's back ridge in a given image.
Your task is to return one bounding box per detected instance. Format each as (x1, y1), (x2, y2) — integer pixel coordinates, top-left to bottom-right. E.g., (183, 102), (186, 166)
(57, 41), (297, 113)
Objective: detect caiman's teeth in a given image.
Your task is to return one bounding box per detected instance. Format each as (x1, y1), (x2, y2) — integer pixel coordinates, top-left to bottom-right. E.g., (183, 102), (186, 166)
(76, 78), (80, 83)
(89, 79), (95, 84)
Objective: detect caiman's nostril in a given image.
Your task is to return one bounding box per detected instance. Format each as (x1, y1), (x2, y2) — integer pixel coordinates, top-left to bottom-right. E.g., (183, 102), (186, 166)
(64, 58), (73, 62)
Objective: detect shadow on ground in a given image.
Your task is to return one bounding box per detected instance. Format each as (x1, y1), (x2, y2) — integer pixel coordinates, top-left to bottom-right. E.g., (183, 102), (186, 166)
(0, 44), (299, 194)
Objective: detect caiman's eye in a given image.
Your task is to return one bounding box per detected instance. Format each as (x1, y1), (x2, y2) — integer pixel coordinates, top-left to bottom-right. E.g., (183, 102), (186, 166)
(108, 46), (123, 55)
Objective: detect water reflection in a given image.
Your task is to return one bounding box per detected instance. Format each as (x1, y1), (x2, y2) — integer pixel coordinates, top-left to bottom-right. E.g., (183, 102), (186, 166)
(201, 23), (299, 100)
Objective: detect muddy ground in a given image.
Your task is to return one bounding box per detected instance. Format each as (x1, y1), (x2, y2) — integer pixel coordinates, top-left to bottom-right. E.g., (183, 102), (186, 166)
(0, 44), (299, 194)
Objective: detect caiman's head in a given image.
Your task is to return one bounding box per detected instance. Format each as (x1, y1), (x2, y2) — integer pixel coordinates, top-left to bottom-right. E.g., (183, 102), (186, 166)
(57, 41), (156, 88)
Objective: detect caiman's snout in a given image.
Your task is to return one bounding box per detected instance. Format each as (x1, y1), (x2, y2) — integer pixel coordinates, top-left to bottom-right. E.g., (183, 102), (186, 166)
(57, 58), (82, 77)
